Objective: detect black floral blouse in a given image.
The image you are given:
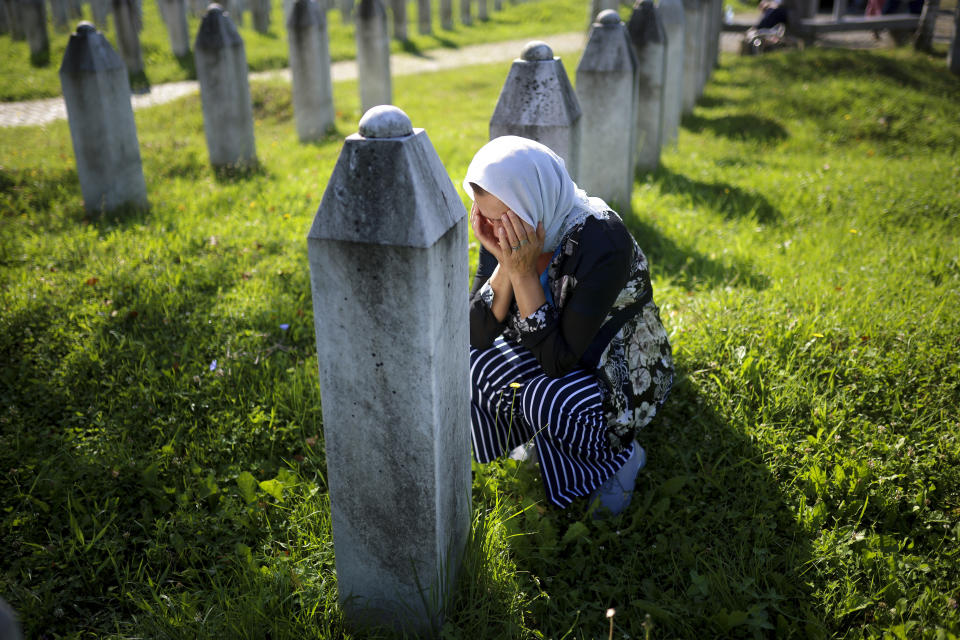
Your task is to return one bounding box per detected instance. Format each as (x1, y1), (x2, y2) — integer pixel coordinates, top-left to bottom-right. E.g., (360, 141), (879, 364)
(469, 210), (674, 450)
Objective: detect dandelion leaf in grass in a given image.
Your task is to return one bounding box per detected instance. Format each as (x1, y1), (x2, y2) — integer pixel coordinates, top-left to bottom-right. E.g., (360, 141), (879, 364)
(560, 521), (590, 547)
(237, 471), (258, 503)
(259, 478), (284, 502)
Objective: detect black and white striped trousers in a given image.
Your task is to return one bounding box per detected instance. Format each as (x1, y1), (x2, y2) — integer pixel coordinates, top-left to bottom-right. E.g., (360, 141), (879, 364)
(470, 336), (632, 508)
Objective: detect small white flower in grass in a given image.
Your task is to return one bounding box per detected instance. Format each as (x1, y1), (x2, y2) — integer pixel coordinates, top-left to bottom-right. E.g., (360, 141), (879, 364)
(210, 360), (217, 371)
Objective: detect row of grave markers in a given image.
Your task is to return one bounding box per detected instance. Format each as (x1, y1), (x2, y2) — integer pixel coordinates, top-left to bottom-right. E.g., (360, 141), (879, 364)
(0, 0), (507, 69)
(60, 0), (722, 215)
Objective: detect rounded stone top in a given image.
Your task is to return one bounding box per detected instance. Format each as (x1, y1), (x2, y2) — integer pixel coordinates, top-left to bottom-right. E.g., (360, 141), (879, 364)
(521, 41), (553, 61)
(75, 21), (96, 33)
(596, 9), (621, 25)
(358, 105), (413, 138)
(206, 2), (223, 12)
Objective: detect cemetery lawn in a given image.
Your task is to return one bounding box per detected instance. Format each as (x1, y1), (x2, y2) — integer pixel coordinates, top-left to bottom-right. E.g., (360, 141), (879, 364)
(1, 45), (959, 639)
(0, 0), (592, 102)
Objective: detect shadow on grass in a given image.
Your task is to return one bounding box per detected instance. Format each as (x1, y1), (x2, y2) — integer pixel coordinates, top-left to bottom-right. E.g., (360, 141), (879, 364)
(682, 112), (789, 144)
(175, 51), (197, 79)
(486, 368), (821, 638)
(213, 160), (268, 183)
(0, 166), (88, 230)
(647, 165), (783, 225)
(625, 215), (771, 291)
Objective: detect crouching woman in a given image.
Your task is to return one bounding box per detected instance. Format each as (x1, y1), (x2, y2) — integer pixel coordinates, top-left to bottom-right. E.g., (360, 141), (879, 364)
(466, 136), (674, 516)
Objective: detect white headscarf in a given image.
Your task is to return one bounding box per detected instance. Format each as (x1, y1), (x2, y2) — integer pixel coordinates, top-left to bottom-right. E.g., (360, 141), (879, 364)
(463, 136), (610, 252)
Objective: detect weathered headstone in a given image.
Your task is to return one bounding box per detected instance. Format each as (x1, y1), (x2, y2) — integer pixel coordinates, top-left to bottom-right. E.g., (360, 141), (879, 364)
(90, 0), (110, 26)
(389, 0), (405, 39)
(680, 0), (702, 113)
(288, 0), (334, 141)
(18, 0), (49, 65)
(696, 0), (712, 97)
(59, 22), (149, 212)
(355, 0), (391, 111)
(493, 0), (499, 9)
(112, 0), (144, 74)
(194, 4), (258, 169)
(950, 4), (960, 75)
(477, 0), (486, 20)
(459, 0), (469, 24)
(490, 41), (582, 179)
(439, 0), (450, 28)
(576, 10), (636, 212)
(158, 0), (190, 56)
(416, 0), (428, 32)
(628, 0), (666, 171)
(707, 0), (723, 74)
(223, 0), (241, 23)
(6, 0), (26, 40)
(0, 0), (8, 34)
(338, 0), (351, 22)
(69, 0), (81, 18)
(307, 104), (470, 635)
(251, 0), (269, 32)
(589, 0), (617, 25)
(50, 0), (70, 31)
(658, 0), (684, 146)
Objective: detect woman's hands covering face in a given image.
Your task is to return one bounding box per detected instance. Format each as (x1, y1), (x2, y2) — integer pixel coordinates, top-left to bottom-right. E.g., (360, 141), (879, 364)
(471, 202), (546, 277)
(497, 211), (545, 278)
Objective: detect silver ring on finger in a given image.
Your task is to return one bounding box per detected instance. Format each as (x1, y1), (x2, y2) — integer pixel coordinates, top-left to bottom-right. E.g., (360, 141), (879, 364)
(511, 244), (521, 251)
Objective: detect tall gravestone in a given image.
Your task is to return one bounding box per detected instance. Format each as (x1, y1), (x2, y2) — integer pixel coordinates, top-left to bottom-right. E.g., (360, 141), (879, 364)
(307, 105), (470, 635)
(338, 0), (351, 22)
(680, 0), (702, 113)
(490, 41), (582, 180)
(696, 0), (711, 97)
(19, 0), (50, 64)
(390, 0), (405, 39)
(355, 0), (391, 111)
(223, 0), (241, 23)
(439, 0), (450, 28)
(628, 0), (666, 172)
(112, 0), (144, 74)
(7, 0), (26, 40)
(576, 10), (636, 213)
(90, 0), (109, 26)
(158, 0), (190, 56)
(0, 0), (8, 34)
(588, 0), (617, 25)
(477, 0), (486, 20)
(69, 0), (81, 17)
(459, 0), (469, 24)
(251, 0), (270, 32)
(950, 4), (960, 75)
(416, 0), (428, 33)
(59, 22), (148, 212)
(51, 0), (70, 30)
(194, 4), (258, 169)
(658, 0), (684, 147)
(287, 0), (334, 141)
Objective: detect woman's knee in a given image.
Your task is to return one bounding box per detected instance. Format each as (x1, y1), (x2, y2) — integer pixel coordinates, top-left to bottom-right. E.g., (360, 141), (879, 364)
(520, 373), (602, 435)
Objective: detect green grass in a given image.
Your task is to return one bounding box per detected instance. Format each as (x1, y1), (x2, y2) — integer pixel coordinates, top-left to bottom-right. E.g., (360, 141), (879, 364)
(2, 41), (960, 639)
(0, 0), (594, 101)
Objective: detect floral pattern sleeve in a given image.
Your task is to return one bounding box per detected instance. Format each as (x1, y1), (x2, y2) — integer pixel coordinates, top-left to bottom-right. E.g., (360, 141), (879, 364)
(516, 302), (560, 346)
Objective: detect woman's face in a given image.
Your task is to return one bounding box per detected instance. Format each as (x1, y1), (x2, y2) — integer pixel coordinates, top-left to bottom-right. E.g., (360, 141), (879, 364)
(474, 191), (511, 238)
